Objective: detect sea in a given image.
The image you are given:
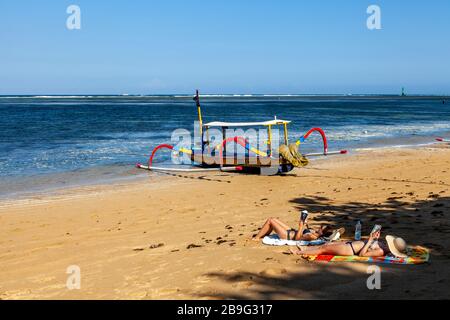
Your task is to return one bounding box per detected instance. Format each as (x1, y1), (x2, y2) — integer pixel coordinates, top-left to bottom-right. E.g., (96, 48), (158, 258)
(0, 94), (449, 199)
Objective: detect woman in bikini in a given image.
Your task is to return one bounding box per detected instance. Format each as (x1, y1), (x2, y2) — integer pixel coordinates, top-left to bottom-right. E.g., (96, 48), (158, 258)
(289, 229), (408, 258)
(252, 210), (344, 242)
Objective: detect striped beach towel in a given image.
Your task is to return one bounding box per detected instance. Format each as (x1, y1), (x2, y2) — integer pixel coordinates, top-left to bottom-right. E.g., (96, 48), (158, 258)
(301, 246), (429, 265)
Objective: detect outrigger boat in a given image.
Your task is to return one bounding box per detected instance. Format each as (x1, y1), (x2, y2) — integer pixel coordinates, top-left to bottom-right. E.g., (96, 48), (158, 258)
(136, 90), (347, 175)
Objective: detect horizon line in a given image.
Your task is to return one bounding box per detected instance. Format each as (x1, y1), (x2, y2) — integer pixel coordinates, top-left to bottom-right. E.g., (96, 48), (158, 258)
(0, 93), (449, 98)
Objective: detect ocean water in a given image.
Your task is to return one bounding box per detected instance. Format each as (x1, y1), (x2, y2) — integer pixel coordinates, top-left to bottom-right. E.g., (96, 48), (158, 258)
(0, 95), (449, 198)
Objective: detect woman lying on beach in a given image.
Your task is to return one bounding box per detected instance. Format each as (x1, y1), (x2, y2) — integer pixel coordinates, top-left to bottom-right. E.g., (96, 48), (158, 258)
(252, 210), (344, 242)
(289, 229), (408, 258)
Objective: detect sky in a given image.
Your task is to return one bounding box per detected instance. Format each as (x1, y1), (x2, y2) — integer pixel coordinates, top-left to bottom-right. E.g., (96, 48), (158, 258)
(1, 0), (449, 95)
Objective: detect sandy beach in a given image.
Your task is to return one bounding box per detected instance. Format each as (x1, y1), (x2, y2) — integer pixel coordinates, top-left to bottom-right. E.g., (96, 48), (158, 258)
(1, 145), (450, 300)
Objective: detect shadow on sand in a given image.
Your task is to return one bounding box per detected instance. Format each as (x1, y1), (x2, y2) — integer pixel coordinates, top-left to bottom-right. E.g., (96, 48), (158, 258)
(196, 195), (450, 299)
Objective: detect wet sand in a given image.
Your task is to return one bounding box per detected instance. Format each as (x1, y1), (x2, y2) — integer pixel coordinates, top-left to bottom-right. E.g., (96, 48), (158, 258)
(1, 146), (450, 299)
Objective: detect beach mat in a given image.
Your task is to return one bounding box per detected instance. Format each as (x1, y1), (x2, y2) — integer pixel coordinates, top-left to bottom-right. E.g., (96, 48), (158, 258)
(263, 234), (326, 246)
(301, 246), (429, 265)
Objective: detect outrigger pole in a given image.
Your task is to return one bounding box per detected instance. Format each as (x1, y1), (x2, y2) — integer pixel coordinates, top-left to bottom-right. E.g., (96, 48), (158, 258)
(136, 164), (243, 173)
(304, 150), (348, 157)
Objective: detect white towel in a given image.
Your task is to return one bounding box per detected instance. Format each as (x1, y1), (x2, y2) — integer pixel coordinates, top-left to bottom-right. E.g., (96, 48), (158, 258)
(262, 234), (326, 246)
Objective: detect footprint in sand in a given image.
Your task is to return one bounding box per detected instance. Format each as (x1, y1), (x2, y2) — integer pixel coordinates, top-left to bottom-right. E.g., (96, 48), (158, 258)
(134, 243), (164, 251)
(387, 196), (404, 200)
(187, 244), (203, 249)
(149, 243), (164, 249)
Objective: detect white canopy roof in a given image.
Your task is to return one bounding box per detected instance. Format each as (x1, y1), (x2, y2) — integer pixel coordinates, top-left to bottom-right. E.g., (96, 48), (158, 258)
(203, 119), (290, 127)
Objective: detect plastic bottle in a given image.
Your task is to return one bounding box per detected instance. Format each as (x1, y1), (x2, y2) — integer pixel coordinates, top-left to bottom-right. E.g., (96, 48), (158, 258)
(355, 220), (362, 240)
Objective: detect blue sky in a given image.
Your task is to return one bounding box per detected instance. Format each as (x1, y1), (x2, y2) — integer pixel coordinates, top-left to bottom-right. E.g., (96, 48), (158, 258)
(1, 0), (449, 94)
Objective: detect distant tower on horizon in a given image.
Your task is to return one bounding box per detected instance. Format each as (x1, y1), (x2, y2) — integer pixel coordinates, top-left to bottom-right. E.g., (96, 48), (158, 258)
(401, 87), (406, 97)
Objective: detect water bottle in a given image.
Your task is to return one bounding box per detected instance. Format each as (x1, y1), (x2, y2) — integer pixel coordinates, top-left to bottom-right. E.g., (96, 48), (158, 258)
(355, 220), (362, 240)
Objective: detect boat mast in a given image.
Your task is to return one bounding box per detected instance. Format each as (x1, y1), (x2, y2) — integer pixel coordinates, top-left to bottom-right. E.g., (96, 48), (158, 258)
(193, 90), (203, 136)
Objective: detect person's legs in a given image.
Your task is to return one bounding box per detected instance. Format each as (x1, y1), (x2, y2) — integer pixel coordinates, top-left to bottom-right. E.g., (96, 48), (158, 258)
(271, 218), (290, 231)
(290, 245), (326, 256)
(252, 218), (274, 240)
(290, 242), (353, 256)
(252, 218), (290, 240)
(270, 218), (291, 239)
(322, 241), (346, 247)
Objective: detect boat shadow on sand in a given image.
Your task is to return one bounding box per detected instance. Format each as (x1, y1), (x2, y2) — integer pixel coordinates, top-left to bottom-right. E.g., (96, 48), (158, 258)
(196, 195), (450, 299)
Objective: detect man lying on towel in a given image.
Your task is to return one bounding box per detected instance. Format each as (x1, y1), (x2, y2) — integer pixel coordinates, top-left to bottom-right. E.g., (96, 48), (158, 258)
(252, 210), (344, 242)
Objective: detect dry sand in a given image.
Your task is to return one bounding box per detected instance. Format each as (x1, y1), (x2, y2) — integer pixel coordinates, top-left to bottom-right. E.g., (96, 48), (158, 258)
(1, 146), (450, 300)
